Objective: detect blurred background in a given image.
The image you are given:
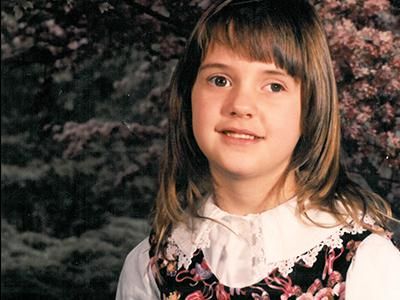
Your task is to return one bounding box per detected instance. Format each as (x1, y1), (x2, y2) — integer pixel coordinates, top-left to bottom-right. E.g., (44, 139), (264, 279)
(1, 0), (399, 299)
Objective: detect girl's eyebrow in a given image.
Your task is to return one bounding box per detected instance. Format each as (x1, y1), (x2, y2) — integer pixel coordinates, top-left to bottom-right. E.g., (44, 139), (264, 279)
(199, 63), (290, 77)
(198, 63), (230, 72)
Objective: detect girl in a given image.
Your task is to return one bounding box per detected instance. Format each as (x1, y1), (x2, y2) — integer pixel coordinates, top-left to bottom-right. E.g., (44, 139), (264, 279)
(116, 0), (400, 299)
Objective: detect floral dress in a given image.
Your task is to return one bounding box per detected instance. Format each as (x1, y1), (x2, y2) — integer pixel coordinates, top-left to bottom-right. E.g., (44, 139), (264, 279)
(149, 230), (370, 300)
(115, 197), (400, 300)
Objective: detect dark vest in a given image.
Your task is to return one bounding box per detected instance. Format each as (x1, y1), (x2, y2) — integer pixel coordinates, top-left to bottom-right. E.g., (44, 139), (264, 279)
(149, 230), (372, 299)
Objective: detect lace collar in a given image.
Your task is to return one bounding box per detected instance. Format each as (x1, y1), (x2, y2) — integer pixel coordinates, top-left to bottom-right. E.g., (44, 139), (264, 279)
(166, 197), (372, 287)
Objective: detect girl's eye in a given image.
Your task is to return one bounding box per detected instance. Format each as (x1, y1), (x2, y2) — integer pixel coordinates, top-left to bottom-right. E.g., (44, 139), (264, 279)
(266, 83), (285, 93)
(208, 76), (232, 87)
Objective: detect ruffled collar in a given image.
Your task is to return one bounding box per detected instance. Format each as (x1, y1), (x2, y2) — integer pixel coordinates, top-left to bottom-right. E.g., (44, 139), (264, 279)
(166, 196), (371, 288)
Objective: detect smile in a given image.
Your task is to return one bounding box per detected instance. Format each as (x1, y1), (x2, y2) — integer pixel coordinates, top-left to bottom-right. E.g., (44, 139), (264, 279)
(224, 131), (258, 140)
(220, 128), (264, 141)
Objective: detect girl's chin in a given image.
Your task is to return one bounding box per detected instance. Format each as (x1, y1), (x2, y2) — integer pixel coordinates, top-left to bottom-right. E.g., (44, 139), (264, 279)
(210, 164), (267, 180)
(208, 158), (291, 182)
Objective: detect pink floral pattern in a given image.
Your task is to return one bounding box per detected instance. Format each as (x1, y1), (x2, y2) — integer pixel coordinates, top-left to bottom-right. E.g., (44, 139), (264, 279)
(149, 231), (371, 299)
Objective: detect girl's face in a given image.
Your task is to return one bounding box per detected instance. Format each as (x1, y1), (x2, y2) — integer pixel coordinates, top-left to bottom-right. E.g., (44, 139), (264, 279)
(191, 43), (301, 181)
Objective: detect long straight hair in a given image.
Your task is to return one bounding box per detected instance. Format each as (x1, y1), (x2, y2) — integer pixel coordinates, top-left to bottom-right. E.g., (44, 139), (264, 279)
(152, 0), (392, 254)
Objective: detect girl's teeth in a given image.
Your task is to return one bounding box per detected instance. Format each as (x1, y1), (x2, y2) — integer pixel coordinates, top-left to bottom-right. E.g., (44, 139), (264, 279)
(225, 132), (256, 140)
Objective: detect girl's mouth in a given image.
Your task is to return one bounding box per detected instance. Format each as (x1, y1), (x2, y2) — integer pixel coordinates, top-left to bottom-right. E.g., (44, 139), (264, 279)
(220, 128), (264, 140)
(223, 131), (259, 140)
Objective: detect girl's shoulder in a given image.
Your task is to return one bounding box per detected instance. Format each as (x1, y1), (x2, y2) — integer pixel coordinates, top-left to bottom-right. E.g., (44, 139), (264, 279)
(353, 231), (400, 257)
(122, 238), (151, 269)
(115, 238), (159, 300)
(346, 232), (400, 299)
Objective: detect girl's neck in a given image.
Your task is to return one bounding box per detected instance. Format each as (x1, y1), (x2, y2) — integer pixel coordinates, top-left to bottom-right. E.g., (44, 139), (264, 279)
(212, 171), (297, 215)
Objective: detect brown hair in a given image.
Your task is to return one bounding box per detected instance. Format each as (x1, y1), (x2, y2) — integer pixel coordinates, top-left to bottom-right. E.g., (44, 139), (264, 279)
(152, 0), (392, 253)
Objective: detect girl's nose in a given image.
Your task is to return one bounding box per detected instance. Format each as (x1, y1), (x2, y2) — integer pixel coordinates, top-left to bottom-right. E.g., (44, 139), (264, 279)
(223, 87), (258, 119)
(229, 108), (253, 118)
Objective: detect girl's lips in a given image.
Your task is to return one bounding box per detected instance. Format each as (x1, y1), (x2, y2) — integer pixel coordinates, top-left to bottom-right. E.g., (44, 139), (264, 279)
(218, 128), (264, 140)
(224, 131), (258, 140)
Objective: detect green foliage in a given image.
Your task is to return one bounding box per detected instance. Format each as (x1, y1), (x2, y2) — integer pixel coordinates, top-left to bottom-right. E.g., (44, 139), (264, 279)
(1, 218), (149, 300)
(1, 0), (188, 238)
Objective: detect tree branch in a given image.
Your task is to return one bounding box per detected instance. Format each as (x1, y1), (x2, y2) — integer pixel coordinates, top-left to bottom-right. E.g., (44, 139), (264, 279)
(130, 1), (191, 37)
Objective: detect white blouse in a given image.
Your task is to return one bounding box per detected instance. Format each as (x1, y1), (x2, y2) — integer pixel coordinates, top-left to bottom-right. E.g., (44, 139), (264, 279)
(116, 197), (400, 299)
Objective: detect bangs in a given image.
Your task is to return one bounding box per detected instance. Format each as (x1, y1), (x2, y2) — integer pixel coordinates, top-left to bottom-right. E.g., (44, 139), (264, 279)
(196, 1), (306, 80)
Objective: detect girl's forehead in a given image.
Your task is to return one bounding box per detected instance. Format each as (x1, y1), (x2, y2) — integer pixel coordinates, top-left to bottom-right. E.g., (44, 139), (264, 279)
(202, 39), (276, 65)
(199, 41), (295, 80)
(202, 42), (275, 65)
